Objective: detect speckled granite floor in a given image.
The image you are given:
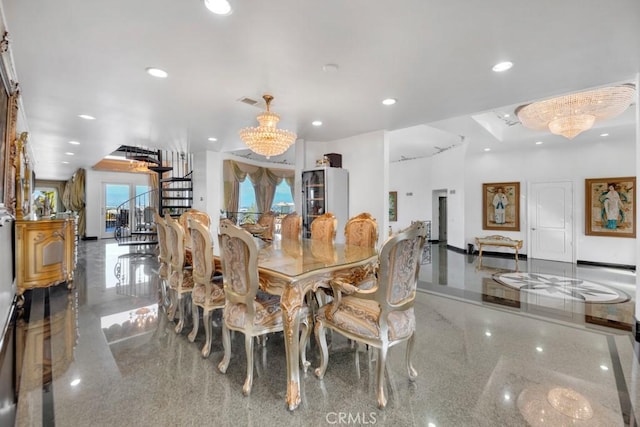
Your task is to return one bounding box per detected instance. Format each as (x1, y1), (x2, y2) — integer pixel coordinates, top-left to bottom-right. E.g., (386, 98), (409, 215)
(13, 240), (640, 426)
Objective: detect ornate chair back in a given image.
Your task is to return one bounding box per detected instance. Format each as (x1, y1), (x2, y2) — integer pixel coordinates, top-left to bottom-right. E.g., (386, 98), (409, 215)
(257, 211), (276, 241)
(180, 209), (211, 249)
(189, 218), (214, 286)
(344, 212), (378, 248)
(376, 221), (427, 316)
(165, 215), (187, 276)
(310, 212), (337, 243)
(218, 220), (261, 323)
(280, 212), (302, 240)
(154, 212), (170, 276)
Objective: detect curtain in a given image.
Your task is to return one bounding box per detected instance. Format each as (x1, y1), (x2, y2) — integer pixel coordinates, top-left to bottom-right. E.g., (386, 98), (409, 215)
(67, 168), (86, 237)
(149, 172), (159, 213)
(259, 169), (283, 214)
(247, 168), (266, 212)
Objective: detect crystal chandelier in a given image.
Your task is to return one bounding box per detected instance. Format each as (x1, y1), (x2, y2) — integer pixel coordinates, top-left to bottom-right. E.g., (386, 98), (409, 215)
(515, 84), (635, 139)
(239, 94), (297, 159)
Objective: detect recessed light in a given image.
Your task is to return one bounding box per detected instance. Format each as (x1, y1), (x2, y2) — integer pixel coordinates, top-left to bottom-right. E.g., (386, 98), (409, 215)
(536, 346), (543, 352)
(70, 378), (81, 387)
(62, 161), (70, 164)
(484, 148), (491, 152)
(535, 141), (544, 145)
(600, 133), (609, 137)
(146, 67), (168, 78)
(485, 331), (492, 337)
(492, 61), (513, 72)
(312, 120), (323, 126)
(65, 152), (74, 156)
(68, 140), (80, 145)
(503, 113), (510, 118)
(382, 98), (397, 106)
(600, 365), (609, 371)
(504, 393), (511, 401)
(204, 0), (232, 15)
(78, 114), (96, 120)
(322, 63), (339, 73)
(207, 137), (218, 142)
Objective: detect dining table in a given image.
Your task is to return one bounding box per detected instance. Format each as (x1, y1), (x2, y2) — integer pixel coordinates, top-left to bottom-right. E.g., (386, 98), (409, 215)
(224, 236), (379, 410)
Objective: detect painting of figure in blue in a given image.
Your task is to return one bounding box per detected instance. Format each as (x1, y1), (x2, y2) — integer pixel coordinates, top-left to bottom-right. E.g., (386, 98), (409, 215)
(600, 183), (626, 229)
(586, 177), (635, 238)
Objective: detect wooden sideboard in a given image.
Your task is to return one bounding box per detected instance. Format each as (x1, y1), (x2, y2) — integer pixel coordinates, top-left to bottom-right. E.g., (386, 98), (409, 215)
(15, 217), (77, 297)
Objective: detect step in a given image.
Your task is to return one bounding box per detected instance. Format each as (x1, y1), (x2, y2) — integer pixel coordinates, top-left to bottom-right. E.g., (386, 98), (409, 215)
(160, 177), (192, 183)
(162, 196), (193, 200)
(117, 240), (158, 246)
(129, 155), (160, 165)
(162, 187), (193, 192)
(116, 145), (158, 156)
(131, 231), (157, 236)
(162, 205), (192, 209)
(149, 166), (173, 173)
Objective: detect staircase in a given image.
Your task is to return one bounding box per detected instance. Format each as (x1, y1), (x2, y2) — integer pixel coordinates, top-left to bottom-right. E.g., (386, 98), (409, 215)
(113, 146), (194, 246)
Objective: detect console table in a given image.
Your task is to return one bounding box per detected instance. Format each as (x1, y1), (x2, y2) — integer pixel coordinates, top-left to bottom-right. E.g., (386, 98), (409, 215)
(15, 217), (77, 298)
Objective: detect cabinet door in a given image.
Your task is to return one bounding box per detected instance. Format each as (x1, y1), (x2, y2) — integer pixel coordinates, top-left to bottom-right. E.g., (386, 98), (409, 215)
(302, 170), (326, 238)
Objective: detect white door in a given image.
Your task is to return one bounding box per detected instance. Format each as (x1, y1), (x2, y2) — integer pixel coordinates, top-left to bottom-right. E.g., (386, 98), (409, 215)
(529, 181), (573, 262)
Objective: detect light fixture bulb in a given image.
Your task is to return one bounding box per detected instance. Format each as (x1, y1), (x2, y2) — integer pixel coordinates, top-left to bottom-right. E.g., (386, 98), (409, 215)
(146, 67), (168, 78)
(204, 0), (232, 15)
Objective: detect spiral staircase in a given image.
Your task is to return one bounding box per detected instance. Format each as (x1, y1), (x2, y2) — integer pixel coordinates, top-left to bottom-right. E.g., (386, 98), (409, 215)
(113, 146), (193, 246)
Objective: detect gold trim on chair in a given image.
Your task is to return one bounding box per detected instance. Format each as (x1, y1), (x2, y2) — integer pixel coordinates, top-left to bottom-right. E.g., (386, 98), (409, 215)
(217, 220), (312, 396)
(314, 221), (427, 408)
(186, 217), (225, 358)
(165, 214), (194, 334)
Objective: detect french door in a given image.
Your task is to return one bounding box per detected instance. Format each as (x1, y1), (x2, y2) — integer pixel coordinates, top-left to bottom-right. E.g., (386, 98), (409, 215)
(101, 183), (150, 239)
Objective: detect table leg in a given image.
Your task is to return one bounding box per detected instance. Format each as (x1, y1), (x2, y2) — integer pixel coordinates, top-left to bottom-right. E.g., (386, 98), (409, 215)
(281, 284), (304, 411)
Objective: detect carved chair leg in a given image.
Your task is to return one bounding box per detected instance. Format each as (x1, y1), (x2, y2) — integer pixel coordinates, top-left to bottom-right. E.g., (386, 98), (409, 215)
(167, 289), (176, 321)
(243, 333), (255, 396)
(406, 333), (418, 380)
(175, 293), (186, 334)
(201, 309), (212, 358)
(188, 302), (199, 342)
(300, 314), (312, 372)
(314, 320), (329, 379)
(218, 323), (231, 374)
(376, 345), (388, 409)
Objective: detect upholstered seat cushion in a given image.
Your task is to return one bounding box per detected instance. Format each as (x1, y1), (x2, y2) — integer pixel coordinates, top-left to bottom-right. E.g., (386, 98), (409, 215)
(192, 282), (225, 306)
(224, 292), (283, 328)
(319, 297), (415, 340)
(170, 268), (194, 291)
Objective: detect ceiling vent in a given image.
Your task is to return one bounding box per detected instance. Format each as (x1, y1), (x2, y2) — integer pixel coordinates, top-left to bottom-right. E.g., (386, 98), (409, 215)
(238, 96), (267, 109)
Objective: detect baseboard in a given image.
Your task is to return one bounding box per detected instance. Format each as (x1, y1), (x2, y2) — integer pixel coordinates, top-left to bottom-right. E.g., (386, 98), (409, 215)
(82, 236), (98, 241)
(635, 317), (640, 343)
(446, 244), (466, 254)
(476, 250), (528, 260)
(577, 260), (635, 271)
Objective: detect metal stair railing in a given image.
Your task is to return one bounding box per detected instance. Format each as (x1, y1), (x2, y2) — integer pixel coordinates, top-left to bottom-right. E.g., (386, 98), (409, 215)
(113, 189), (160, 246)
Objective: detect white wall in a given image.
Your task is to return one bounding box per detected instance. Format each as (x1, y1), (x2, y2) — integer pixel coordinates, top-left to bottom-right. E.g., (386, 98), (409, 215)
(390, 144), (467, 249)
(85, 169), (152, 238)
(308, 131), (388, 244)
(464, 137), (636, 265)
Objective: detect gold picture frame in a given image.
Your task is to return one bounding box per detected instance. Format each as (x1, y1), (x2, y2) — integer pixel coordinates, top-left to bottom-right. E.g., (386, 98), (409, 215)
(482, 182), (520, 231)
(389, 191), (397, 222)
(585, 177), (635, 238)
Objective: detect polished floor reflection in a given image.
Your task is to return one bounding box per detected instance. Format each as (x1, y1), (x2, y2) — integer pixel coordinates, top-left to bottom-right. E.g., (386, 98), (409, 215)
(14, 240), (640, 426)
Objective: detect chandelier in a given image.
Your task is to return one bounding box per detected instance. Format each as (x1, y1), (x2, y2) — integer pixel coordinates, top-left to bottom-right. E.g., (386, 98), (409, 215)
(239, 94), (297, 159)
(515, 84), (635, 139)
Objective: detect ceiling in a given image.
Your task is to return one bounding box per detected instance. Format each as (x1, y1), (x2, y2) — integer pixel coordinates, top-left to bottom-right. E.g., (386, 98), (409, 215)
(1, 0), (639, 180)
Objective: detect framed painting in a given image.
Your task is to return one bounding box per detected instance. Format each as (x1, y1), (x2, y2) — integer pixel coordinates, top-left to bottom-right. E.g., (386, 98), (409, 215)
(389, 191), (397, 222)
(482, 182), (520, 231)
(585, 177), (635, 237)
